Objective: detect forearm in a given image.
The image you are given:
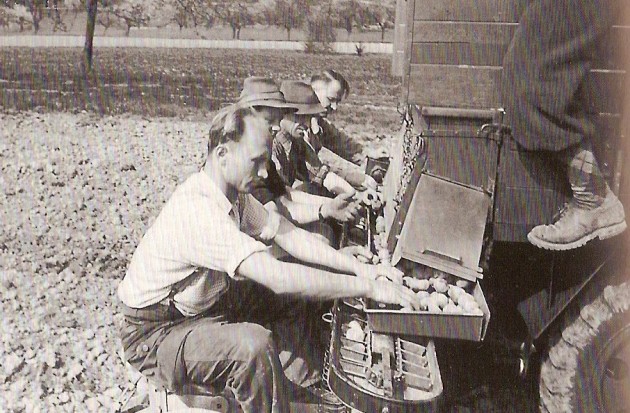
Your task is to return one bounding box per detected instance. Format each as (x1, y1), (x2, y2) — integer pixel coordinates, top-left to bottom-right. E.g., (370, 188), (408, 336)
(285, 187), (329, 205)
(240, 253), (371, 300)
(274, 217), (361, 274)
(276, 195), (320, 224)
(318, 147), (366, 188)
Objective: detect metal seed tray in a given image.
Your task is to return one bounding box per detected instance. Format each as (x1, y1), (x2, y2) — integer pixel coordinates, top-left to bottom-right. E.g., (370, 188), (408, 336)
(364, 282), (491, 341)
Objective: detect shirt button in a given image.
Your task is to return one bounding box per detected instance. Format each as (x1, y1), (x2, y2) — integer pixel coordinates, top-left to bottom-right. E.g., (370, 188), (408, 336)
(141, 344), (150, 353)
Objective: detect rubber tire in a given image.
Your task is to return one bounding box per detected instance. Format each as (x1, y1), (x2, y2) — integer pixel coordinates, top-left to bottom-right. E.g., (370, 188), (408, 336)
(539, 281), (630, 412)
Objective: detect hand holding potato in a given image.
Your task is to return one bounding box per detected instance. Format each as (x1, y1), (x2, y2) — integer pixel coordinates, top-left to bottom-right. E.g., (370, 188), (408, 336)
(321, 193), (361, 223)
(369, 279), (421, 311)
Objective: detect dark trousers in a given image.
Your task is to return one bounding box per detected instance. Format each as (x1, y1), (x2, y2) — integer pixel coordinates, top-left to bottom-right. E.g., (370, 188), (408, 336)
(120, 280), (326, 413)
(502, 0), (616, 152)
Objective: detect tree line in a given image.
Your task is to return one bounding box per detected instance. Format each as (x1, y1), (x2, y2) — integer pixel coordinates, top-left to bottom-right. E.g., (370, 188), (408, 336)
(0, 0), (395, 41)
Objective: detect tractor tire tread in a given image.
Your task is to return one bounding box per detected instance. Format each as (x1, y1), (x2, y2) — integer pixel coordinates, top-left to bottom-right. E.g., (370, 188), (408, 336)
(539, 281), (630, 413)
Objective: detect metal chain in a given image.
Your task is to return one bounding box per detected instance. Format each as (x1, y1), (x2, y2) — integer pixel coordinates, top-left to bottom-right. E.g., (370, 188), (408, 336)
(393, 108), (424, 212)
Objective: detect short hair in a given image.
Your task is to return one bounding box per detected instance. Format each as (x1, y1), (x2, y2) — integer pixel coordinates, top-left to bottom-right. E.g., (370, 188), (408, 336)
(311, 69), (350, 98)
(207, 105), (258, 154)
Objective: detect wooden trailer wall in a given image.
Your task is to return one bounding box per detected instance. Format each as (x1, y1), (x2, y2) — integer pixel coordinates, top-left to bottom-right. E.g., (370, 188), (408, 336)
(393, 0), (629, 241)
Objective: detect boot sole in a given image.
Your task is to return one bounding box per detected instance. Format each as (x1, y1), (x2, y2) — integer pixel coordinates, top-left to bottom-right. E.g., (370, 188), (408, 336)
(527, 220), (627, 251)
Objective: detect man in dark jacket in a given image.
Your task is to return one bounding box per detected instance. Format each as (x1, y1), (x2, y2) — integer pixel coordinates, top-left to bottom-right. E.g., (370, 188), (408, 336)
(502, 0), (626, 250)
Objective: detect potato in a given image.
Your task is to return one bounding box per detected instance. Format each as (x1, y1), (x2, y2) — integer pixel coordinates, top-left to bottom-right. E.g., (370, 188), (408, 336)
(460, 299), (480, 314)
(457, 292), (476, 306)
(348, 342), (366, 353)
(347, 320), (363, 333)
(429, 292), (448, 308)
(427, 302), (442, 313)
(403, 277), (430, 292)
(448, 285), (465, 302)
(345, 322), (365, 341)
(469, 307), (484, 316)
(371, 254), (380, 264)
(443, 302), (463, 314)
(346, 328), (365, 342)
(455, 279), (474, 290)
(416, 291), (430, 300)
(432, 278), (449, 294)
(419, 296), (430, 310)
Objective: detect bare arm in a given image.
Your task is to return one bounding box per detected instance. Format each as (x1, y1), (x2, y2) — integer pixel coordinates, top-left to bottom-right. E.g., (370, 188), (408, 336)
(276, 191), (361, 224)
(275, 196), (320, 224)
(319, 147), (377, 190)
(274, 215), (361, 274)
(285, 187), (329, 205)
(237, 251), (418, 307)
(270, 215), (402, 283)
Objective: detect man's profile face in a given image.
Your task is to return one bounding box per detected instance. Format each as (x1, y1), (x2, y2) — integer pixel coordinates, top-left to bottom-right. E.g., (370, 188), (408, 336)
(225, 114), (272, 193)
(253, 106), (286, 128)
(313, 79), (344, 114)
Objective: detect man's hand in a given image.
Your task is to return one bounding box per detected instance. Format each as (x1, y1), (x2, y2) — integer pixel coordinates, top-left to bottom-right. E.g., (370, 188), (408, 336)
(320, 193), (361, 223)
(356, 263), (404, 284)
(339, 245), (374, 263)
(280, 119), (306, 139)
(361, 175), (378, 191)
(369, 279), (421, 310)
(323, 171), (356, 196)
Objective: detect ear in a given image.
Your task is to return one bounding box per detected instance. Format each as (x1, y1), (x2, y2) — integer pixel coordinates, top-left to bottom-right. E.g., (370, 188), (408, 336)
(215, 144), (229, 165)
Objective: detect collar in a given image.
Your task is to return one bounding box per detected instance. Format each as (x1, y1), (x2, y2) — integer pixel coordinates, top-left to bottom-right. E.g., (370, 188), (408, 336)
(275, 130), (294, 153)
(196, 170), (236, 215)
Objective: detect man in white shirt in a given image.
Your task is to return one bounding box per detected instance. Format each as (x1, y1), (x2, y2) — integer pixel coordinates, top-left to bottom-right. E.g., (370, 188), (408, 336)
(310, 69), (379, 191)
(117, 105), (418, 412)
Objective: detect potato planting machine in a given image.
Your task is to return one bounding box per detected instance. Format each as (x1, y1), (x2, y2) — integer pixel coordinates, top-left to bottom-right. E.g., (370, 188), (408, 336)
(323, 0), (630, 411)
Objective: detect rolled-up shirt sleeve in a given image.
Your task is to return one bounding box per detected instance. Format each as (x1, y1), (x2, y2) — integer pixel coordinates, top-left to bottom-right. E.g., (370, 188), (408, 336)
(240, 194), (281, 242)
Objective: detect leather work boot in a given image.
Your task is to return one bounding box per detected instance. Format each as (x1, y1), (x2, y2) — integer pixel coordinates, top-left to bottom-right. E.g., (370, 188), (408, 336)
(527, 190), (627, 250)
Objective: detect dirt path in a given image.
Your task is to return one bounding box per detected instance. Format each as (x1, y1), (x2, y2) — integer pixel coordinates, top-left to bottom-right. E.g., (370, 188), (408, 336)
(0, 35), (392, 54)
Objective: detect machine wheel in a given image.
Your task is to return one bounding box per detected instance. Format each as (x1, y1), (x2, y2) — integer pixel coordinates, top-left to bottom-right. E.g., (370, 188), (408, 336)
(539, 281), (630, 412)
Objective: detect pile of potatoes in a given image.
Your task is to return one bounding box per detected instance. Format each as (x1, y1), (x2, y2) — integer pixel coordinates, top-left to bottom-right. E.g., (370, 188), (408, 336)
(400, 266), (483, 315)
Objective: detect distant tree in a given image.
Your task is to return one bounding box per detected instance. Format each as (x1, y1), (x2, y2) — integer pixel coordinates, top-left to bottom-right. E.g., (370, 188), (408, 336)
(365, 2), (395, 42)
(111, 0), (151, 36)
(212, 0), (255, 40)
(24, 0), (45, 33)
(149, 0), (190, 29)
(168, 0), (194, 30)
(305, 1), (336, 51)
(67, 0), (86, 20)
(334, 0), (360, 39)
(48, 0), (66, 32)
(266, 0), (309, 41)
(96, 4), (116, 32)
(3, 2), (43, 32)
(0, 6), (11, 29)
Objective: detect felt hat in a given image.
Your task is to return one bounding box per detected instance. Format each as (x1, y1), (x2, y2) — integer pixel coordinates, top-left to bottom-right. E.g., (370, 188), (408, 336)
(236, 77), (298, 111)
(279, 80), (327, 116)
